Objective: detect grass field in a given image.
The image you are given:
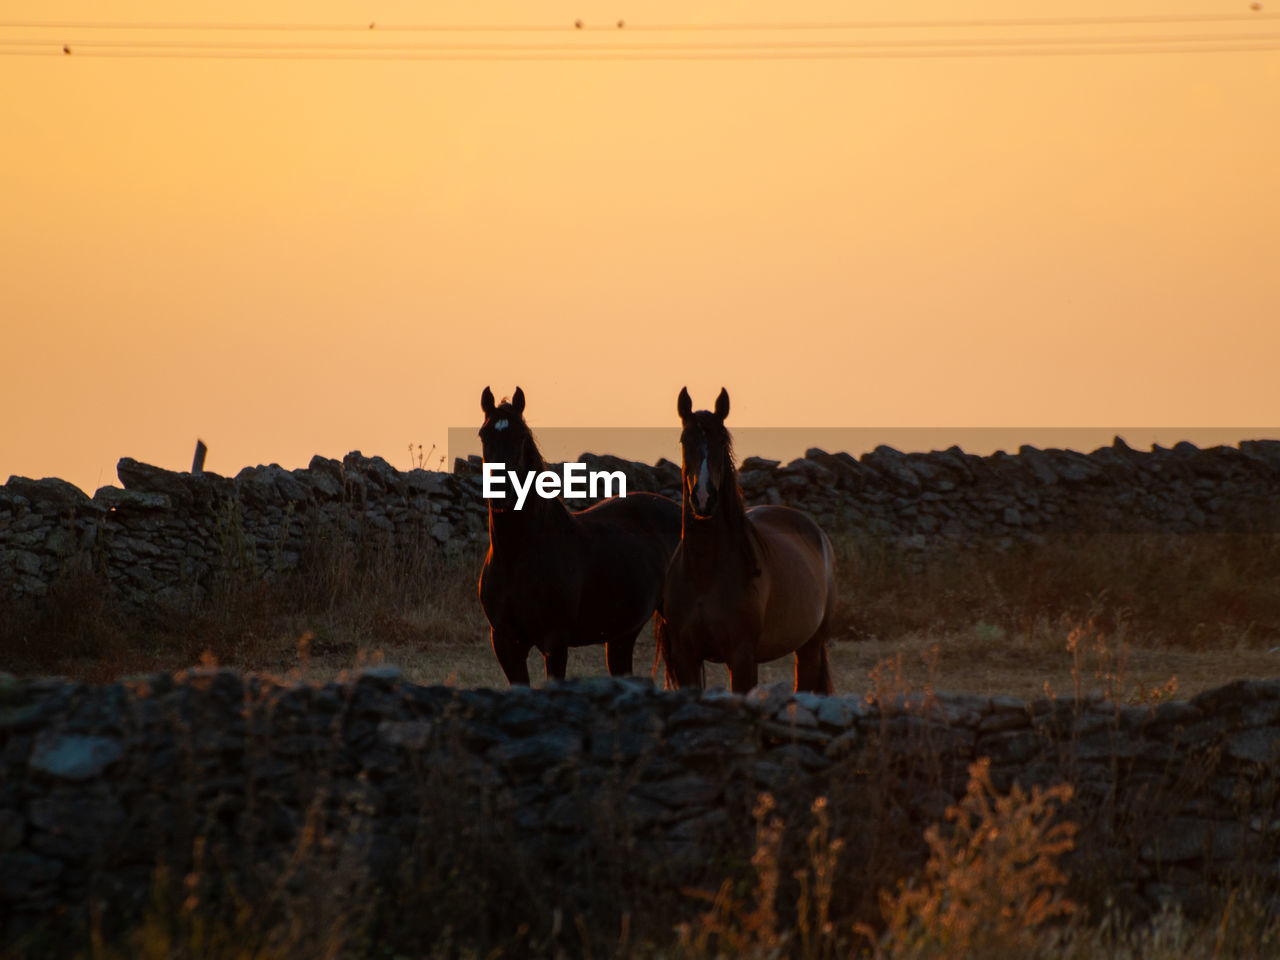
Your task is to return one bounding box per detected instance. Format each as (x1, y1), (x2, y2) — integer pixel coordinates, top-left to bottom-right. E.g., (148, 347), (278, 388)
(5, 528), (1280, 958)
(6, 529), (1278, 705)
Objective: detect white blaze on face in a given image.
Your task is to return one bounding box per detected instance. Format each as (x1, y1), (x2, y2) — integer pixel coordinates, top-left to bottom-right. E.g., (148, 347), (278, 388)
(695, 456), (710, 512)
(494, 419), (509, 431)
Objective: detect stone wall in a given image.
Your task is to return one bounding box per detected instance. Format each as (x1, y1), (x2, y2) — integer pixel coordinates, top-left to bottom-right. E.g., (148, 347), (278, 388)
(3, 438), (1279, 608)
(2, 669), (1279, 948)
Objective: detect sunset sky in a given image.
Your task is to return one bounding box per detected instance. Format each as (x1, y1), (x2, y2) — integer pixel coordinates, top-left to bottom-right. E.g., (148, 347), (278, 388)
(3, 1), (1278, 494)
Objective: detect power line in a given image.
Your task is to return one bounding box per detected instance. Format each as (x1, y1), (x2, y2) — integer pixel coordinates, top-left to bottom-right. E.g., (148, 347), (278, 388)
(6, 13), (1280, 62)
(2, 11), (1279, 33)
(5, 32), (1279, 52)
(5, 42), (1278, 61)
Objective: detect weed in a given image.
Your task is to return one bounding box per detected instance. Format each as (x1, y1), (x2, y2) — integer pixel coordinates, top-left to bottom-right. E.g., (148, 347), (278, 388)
(863, 757), (1077, 960)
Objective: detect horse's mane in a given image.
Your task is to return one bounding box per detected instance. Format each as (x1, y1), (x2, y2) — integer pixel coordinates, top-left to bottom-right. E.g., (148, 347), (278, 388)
(520, 425), (548, 474)
(711, 428), (765, 581)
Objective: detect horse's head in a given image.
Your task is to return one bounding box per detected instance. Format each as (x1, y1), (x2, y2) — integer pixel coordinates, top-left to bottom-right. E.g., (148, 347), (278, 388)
(677, 386), (733, 519)
(479, 386), (538, 478)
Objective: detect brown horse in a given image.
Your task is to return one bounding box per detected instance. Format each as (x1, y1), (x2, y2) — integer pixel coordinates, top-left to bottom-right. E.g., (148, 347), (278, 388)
(659, 387), (836, 694)
(477, 386), (682, 685)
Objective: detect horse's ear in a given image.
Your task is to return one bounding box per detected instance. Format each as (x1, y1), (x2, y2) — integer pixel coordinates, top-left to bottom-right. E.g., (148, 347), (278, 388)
(677, 387), (692, 420)
(481, 386), (496, 416)
(714, 388), (729, 421)
(512, 386), (526, 416)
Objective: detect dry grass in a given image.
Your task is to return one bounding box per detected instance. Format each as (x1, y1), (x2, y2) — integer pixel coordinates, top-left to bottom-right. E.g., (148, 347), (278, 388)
(865, 757), (1078, 959)
(5, 518), (1279, 958)
(5, 530), (1279, 703)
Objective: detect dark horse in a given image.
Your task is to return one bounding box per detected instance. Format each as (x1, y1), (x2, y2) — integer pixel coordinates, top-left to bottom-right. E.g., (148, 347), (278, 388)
(659, 387), (837, 694)
(477, 386), (682, 685)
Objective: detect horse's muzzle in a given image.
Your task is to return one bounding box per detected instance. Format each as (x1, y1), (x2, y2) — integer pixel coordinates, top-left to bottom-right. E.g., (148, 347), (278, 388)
(689, 481), (718, 518)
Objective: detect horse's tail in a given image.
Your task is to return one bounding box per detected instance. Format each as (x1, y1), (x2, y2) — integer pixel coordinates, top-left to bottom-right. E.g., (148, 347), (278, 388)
(653, 610), (680, 690)
(816, 533), (836, 694)
(655, 607), (705, 689)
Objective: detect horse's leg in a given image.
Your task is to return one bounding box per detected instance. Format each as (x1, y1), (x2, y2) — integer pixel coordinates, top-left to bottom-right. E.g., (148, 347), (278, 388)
(727, 648), (759, 695)
(795, 630), (834, 695)
(543, 648), (568, 680)
(543, 635), (570, 681)
(816, 642), (833, 694)
(605, 630), (637, 677)
(674, 656), (705, 689)
(492, 629), (532, 686)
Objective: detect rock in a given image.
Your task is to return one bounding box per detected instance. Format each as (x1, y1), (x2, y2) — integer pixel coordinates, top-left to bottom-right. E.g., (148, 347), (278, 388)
(861, 445), (922, 494)
(29, 732), (123, 781)
(0, 701), (56, 737)
(1146, 700), (1203, 727)
(236, 463), (305, 506)
(977, 729), (1042, 765)
(116, 458), (194, 506)
(815, 696), (865, 728)
(758, 720), (832, 747)
(1227, 727), (1280, 765)
(1192, 680), (1280, 713)
(0, 851), (62, 899)
(1017, 446), (1059, 485)
(744, 682), (792, 715)
(668, 700), (731, 729)
(307, 456), (345, 498)
(377, 719), (434, 750)
(977, 710), (1029, 734)
(635, 774), (723, 808)
(345, 453), (404, 495)
(0, 810), (23, 851)
(357, 664), (402, 685)
(4, 476), (97, 512)
(1141, 818), (1251, 864)
(666, 808), (729, 841)
(93, 487), (171, 511)
(487, 728), (584, 769)
(666, 724), (756, 758)
(27, 794), (126, 850)
(782, 457), (835, 486)
(590, 712), (662, 762)
(773, 702), (818, 728)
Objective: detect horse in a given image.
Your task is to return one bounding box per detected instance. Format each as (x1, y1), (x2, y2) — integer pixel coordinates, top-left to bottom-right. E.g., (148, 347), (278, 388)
(658, 387), (837, 694)
(477, 386), (683, 685)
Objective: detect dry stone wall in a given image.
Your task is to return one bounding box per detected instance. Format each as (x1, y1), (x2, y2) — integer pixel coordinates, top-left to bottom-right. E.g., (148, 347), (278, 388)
(2, 669), (1279, 947)
(3, 439), (1279, 609)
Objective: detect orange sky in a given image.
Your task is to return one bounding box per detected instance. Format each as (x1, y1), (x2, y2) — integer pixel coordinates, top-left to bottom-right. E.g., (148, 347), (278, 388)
(2, 1), (1279, 493)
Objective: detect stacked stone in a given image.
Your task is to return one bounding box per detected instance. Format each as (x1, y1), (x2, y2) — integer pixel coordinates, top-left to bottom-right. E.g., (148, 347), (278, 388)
(0, 478), (103, 600)
(3, 438), (1279, 607)
(2, 670), (1279, 945)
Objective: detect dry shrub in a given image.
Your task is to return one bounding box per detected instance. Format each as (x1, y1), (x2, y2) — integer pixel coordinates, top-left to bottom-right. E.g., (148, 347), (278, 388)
(863, 757), (1077, 960)
(677, 793), (846, 960)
